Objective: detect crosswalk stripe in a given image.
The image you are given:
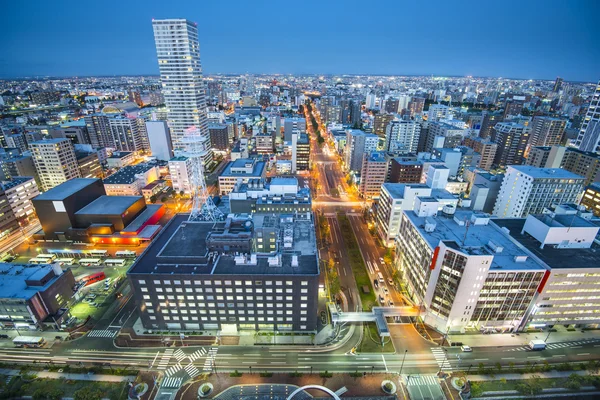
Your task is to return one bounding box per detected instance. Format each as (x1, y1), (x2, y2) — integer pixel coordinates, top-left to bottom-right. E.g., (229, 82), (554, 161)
(87, 330), (118, 338)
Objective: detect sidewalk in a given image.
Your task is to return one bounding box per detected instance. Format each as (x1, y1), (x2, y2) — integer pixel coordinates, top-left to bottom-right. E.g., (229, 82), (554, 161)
(0, 368), (135, 382)
(449, 327), (600, 348)
(466, 370), (597, 382)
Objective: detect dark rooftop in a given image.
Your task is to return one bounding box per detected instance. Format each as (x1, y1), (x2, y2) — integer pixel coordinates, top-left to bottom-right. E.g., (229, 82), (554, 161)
(75, 195), (141, 216)
(493, 218), (600, 270)
(104, 164), (156, 185)
(34, 178), (100, 201)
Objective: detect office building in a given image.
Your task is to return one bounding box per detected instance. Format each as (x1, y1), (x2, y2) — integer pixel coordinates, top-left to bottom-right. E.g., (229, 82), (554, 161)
(169, 156), (194, 195)
(30, 138), (81, 192)
(0, 155), (38, 183)
(218, 159), (267, 195)
(495, 207), (600, 328)
(76, 151), (103, 179)
(146, 121), (173, 161)
(463, 136), (498, 170)
(255, 133), (274, 154)
(283, 117), (306, 142)
(376, 182), (457, 246)
(6, 134), (28, 153)
(581, 183), (600, 216)
(1, 177), (39, 226)
(229, 177), (311, 214)
(528, 116), (566, 147)
(107, 151), (136, 169)
(292, 133), (310, 172)
(389, 159), (423, 184)
(49, 125), (91, 145)
(127, 212), (320, 332)
(385, 119), (420, 154)
(359, 152), (388, 200)
(427, 104), (452, 122)
(492, 165), (584, 217)
(0, 263), (75, 329)
(432, 148), (463, 177)
(395, 206), (546, 333)
(152, 19), (212, 162)
(373, 114), (394, 137)
(575, 80), (600, 153)
(467, 172), (504, 214)
(344, 130), (379, 172)
(491, 122), (530, 167)
(103, 164), (160, 196)
(425, 122), (465, 152)
(209, 123), (230, 151)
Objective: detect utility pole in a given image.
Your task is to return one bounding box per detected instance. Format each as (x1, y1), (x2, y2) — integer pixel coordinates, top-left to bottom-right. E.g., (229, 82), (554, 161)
(399, 349), (408, 375)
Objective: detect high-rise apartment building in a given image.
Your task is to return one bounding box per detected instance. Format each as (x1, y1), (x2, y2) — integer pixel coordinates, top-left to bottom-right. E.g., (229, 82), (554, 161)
(427, 104), (452, 122)
(581, 183), (600, 216)
(491, 122), (530, 167)
(528, 116), (566, 147)
(0, 177), (39, 226)
(168, 156), (194, 195)
(463, 136), (498, 170)
(283, 117), (306, 142)
(84, 114), (112, 149)
(575, 80), (600, 153)
(30, 138), (81, 191)
(359, 152), (388, 200)
(478, 111), (503, 139)
(526, 146), (600, 186)
(493, 165), (584, 217)
(344, 130), (379, 172)
(152, 19), (212, 162)
(407, 97), (425, 116)
(109, 116), (148, 153)
(385, 119), (420, 154)
(553, 77), (563, 93)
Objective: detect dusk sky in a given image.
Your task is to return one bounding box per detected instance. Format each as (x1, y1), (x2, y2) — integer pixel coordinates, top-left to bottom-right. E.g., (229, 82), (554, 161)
(1, 0), (598, 82)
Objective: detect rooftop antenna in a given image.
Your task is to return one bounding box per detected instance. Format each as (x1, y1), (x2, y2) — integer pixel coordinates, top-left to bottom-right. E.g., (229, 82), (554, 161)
(462, 217), (470, 246)
(181, 126), (223, 222)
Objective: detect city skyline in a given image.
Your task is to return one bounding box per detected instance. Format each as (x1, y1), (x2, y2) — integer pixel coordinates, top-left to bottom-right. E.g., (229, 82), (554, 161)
(1, 0), (599, 81)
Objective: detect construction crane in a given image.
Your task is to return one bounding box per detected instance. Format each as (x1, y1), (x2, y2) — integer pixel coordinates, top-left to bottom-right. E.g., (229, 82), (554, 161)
(180, 126), (223, 222)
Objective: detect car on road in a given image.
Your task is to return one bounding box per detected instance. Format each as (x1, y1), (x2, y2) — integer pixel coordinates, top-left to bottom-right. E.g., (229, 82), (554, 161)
(378, 295), (385, 304)
(382, 287), (389, 295)
(0, 334), (9, 339)
(387, 300), (394, 307)
(373, 279), (379, 288)
(388, 278), (394, 286)
(379, 257), (384, 263)
(461, 345), (473, 352)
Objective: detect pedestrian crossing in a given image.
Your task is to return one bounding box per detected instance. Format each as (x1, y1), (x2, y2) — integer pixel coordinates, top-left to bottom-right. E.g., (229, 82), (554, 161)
(184, 363), (200, 379)
(87, 329), (118, 338)
(506, 338), (600, 352)
(431, 348), (452, 371)
(157, 348), (174, 370)
(189, 348), (207, 362)
(161, 377), (182, 389)
(203, 347), (218, 372)
(406, 374), (440, 386)
(173, 348), (187, 362)
(165, 362), (182, 377)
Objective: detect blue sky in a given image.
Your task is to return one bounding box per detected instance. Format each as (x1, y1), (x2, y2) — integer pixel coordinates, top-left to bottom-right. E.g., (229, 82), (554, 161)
(1, 0), (598, 81)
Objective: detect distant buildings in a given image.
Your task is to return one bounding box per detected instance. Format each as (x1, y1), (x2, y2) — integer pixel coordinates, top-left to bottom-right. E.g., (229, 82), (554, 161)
(229, 177), (311, 214)
(493, 165), (584, 217)
(209, 123), (230, 151)
(30, 138), (80, 191)
(283, 117), (306, 142)
(463, 136), (497, 171)
(581, 183), (600, 216)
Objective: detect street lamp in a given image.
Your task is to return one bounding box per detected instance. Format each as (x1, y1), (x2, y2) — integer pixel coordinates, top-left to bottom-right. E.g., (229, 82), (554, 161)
(399, 349), (408, 375)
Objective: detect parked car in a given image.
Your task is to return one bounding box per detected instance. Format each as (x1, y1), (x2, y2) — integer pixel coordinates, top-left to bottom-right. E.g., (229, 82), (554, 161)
(0, 334), (9, 339)
(461, 345), (473, 352)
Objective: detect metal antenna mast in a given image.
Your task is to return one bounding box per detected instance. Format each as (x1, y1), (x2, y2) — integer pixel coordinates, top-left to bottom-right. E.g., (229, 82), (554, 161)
(181, 126), (223, 222)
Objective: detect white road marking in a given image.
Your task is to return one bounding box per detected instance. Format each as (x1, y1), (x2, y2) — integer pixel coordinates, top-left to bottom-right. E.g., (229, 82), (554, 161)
(381, 355), (388, 372)
(578, 353), (590, 356)
(501, 357), (515, 360)
(150, 351), (159, 368)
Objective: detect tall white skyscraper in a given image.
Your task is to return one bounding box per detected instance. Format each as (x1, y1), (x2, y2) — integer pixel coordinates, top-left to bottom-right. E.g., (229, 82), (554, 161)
(152, 19), (212, 162)
(576, 80), (600, 154)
